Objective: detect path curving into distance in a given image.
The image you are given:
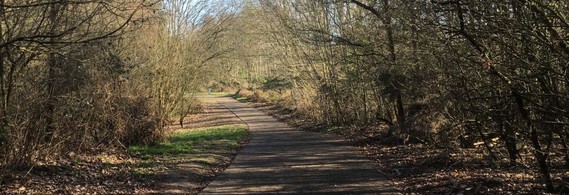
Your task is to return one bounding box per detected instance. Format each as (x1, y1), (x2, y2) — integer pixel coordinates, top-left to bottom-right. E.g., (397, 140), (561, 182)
(201, 96), (399, 194)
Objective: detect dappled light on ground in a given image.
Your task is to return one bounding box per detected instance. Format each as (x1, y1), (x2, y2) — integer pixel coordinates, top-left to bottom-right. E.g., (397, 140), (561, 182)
(202, 96), (398, 194)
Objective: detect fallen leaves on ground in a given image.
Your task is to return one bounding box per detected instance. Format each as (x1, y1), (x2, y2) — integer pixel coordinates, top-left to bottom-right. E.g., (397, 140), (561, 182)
(1, 100), (246, 194)
(251, 101), (569, 194)
(1, 149), (150, 194)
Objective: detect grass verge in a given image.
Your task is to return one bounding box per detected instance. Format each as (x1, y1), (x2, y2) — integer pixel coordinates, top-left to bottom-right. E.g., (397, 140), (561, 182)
(235, 96), (250, 103)
(129, 125), (247, 156)
(128, 124), (248, 193)
(208, 92), (233, 97)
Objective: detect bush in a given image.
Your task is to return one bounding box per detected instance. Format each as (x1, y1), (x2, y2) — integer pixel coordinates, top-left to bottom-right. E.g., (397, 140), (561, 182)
(118, 97), (162, 146)
(0, 84), (162, 172)
(235, 88), (254, 100)
(261, 76), (292, 93)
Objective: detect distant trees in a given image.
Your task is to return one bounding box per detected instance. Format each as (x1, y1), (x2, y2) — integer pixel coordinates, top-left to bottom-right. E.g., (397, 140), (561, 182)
(126, 0), (236, 127)
(206, 2), (288, 91)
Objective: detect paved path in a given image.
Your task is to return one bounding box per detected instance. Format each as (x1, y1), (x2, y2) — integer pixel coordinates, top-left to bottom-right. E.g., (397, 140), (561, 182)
(201, 96), (398, 194)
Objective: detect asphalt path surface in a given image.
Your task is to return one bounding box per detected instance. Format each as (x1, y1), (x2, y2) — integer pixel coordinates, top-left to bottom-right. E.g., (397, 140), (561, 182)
(201, 96), (398, 194)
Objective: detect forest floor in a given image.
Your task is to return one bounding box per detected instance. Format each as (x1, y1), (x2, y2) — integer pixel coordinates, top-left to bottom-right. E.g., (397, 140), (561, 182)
(0, 96), (248, 194)
(248, 101), (568, 194)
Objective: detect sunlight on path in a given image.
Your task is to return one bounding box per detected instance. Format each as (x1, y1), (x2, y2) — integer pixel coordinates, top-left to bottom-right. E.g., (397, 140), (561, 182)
(201, 96), (399, 194)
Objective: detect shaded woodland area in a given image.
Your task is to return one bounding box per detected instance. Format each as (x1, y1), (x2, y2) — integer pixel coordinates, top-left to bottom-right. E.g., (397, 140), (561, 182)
(1, 0), (569, 193)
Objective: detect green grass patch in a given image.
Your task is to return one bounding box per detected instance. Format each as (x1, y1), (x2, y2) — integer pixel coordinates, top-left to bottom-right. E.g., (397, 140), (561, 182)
(235, 96), (250, 103)
(129, 125), (248, 156)
(208, 92), (233, 97)
(233, 92), (251, 103)
(129, 124), (248, 179)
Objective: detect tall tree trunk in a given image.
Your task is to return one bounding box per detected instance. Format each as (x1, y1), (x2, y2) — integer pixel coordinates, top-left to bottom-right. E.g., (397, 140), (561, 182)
(514, 91), (554, 192)
(395, 90), (405, 134)
(561, 132), (569, 167)
(382, 0), (406, 135)
(499, 120), (518, 165)
(44, 2), (62, 141)
(0, 0), (7, 145)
